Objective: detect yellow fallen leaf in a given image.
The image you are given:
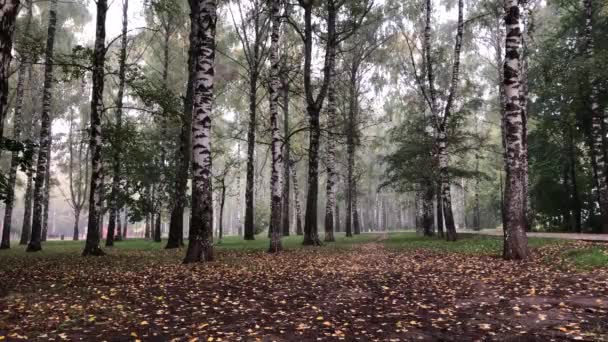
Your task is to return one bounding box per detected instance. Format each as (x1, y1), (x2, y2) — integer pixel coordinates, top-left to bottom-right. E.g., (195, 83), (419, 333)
(198, 323), (209, 329)
(100, 295), (109, 300)
(130, 332), (138, 337)
(140, 320), (149, 325)
(323, 321), (332, 327)
(538, 314), (547, 321)
(316, 316), (324, 321)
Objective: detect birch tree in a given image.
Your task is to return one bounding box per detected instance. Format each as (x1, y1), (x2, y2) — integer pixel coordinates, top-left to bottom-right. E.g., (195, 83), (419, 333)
(502, 0), (529, 260)
(583, 0), (608, 232)
(299, 0), (337, 246)
(183, 0), (217, 263)
(83, 0), (108, 256)
(423, 0), (464, 242)
(28, 0), (59, 252)
(106, 0), (129, 246)
(324, 78), (337, 242)
(0, 0), (20, 139)
(268, 0), (283, 253)
(0, 0), (33, 249)
(228, 0), (270, 241)
(167, 0), (198, 249)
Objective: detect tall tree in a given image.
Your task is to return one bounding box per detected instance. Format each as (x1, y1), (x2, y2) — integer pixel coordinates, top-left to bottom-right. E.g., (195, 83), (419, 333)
(41, 134), (52, 241)
(280, 3), (293, 237)
(583, 0), (608, 232)
(167, 0), (197, 249)
(292, 164), (303, 235)
(61, 107), (90, 241)
(229, 0), (271, 241)
(20, 138), (36, 245)
(82, 0), (108, 256)
(423, 0), (464, 242)
(183, 0), (217, 263)
(0, 0), (33, 248)
(106, 0), (129, 246)
(324, 77), (337, 242)
(0, 0), (20, 138)
(502, 0), (529, 260)
(268, 0), (283, 253)
(27, 0), (59, 252)
(300, 0), (337, 246)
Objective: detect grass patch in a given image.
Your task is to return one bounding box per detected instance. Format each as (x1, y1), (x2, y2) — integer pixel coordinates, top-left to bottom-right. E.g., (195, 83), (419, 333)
(563, 247), (608, 270)
(0, 232), (562, 259)
(382, 232), (560, 254)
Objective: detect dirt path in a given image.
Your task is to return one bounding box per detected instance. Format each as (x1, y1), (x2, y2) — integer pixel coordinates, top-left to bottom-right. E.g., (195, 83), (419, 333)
(477, 229), (608, 241)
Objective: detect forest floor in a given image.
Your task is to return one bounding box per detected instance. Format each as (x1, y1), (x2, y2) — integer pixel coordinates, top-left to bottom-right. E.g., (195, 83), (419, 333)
(0, 233), (607, 341)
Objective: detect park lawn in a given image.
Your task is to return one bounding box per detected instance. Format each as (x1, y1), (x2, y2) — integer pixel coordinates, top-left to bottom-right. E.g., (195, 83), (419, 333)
(0, 232), (604, 270)
(0, 232), (607, 340)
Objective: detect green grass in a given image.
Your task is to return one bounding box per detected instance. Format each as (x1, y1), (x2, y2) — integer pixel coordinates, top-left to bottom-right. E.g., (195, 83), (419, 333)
(383, 232), (560, 254)
(1, 232), (560, 256)
(3, 233), (606, 271)
(563, 247), (608, 270)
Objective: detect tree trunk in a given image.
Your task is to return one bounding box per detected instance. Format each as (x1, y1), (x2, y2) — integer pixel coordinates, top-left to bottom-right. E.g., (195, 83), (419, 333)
(268, 0), (283, 253)
(244, 78), (258, 240)
(422, 184), (433, 236)
(73, 209), (80, 241)
(145, 213), (151, 239)
(335, 201), (341, 233)
(436, 183), (444, 238)
(301, 0), (336, 246)
(42, 134), (52, 242)
(353, 181), (360, 235)
(520, 21), (531, 231)
(122, 208), (128, 239)
(502, 0), (529, 260)
(167, 0), (195, 249)
(422, 0), (463, 241)
(292, 166), (303, 236)
(28, 0), (58, 252)
(0, 41), (28, 249)
(303, 106), (322, 245)
(107, 0), (128, 247)
(324, 75), (337, 242)
(583, 0), (608, 232)
(20, 150), (35, 245)
(106, 205), (117, 246)
(281, 77), (290, 237)
(154, 212), (161, 242)
(219, 180), (226, 242)
(568, 126), (582, 232)
(82, 0), (108, 256)
(345, 52), (360, 238)
(183, 0), (217, 263)
(438, 132), (457, 241)
(116, 209), (122, 241)
(0, 0), (19, 138)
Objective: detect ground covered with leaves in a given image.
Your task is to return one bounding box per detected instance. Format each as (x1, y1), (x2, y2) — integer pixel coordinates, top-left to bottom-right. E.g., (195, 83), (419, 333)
(1, 233), (607, 341)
